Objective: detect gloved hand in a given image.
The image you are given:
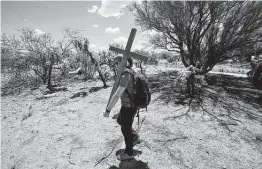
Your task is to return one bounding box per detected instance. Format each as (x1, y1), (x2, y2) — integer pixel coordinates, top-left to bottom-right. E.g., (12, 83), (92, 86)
(103, 109), (110, 118)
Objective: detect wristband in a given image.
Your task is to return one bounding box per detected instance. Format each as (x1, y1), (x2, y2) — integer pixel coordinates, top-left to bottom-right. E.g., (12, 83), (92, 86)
(106, 109), (110, 113)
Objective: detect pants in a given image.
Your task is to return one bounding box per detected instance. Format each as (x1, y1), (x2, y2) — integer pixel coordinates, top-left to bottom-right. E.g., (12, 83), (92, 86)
(117, 106), (138, 155)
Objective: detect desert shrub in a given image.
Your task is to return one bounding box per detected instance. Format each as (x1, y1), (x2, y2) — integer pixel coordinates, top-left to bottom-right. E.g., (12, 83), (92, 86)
(218, 68), (224, 72)
(167, 57), (176, 63)
(147, 54), (158, 65)
(1, 70), (42, 96)
(160, 52), (169, 59)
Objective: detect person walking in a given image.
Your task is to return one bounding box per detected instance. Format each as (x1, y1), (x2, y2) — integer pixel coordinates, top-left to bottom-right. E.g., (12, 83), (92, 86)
(103, 55), (140, 161)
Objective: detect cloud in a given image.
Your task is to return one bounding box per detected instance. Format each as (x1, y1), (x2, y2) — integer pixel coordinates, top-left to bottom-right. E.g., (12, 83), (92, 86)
(90, 44), (97, 48)
(34, 29), (45, 36)
(113, 36), (127, 45)
(24, 19), (28, 22)
(132, 41), (149, 50)
(88, 5), (98, 13)
(132, 41), (165, 54)
(105, 27), (120, 34)
(132, 41), (155, 52)
(111, 38), (164, 54)
(98, 46), (108, 51)
(70, 49), (77, 54)
(92, 24), (98, 28)
(98, 0), (129, 18)
(142, 30), (160, 37)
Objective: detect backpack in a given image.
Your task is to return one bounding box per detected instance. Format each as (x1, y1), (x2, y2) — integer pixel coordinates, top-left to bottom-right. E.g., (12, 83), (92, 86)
(133, 73), (151, 109)
(121, 70), (151, 127)
(122, 70), (151, 109)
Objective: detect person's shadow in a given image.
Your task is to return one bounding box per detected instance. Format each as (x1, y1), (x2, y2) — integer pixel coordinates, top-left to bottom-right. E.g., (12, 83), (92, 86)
(108, 159), (150, 169)
(108, 149), (150, 169)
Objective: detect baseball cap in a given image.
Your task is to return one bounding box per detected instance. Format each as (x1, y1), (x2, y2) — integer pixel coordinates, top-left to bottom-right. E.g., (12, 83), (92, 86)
(111, 54), (123, 67)
(111, 54), (133, 68)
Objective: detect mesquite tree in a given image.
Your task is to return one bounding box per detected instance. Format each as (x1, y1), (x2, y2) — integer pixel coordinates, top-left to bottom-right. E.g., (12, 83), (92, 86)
(130, 1), (262, 74)
(73, 38), (96, 80)
(73, 38), (112, 87)
(19, 28), (63, 90)
(97, 50), (115, 87)
(1, 33), (29, 75)
(1, 28), (58, 85)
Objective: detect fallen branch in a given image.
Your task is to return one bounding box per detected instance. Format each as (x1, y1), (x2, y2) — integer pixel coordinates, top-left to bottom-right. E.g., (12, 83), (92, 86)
(11, 158), (23, 169)
(172, 110), (190, 119)
(159, 136), (189, 145)
(68, 146), (76, 165)
(136, 116), (146, 132)
(94, 138), (122, 167)
(36, 93), (58, 100)
(49, 86), (68, 92)
(141, 140), (152, 150)
(220, 123), (237, 126)
(70, 91), (88, 99)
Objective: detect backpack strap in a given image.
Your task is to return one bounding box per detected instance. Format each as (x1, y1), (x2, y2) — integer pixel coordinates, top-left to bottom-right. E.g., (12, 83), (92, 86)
(136, 108), (140, 127)
(125, 89), (135, 108)
(117, 70), (134, 90)
(121, 70), (141, 126)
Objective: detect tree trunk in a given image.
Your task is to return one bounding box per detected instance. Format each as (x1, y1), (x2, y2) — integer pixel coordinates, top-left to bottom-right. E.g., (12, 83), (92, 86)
(253, 61), (262, 89)
(186, 74), (195, 97)
(83, 60), (88, 80)
(97, 68), (108, 88)
(139, 62), (146, 75)
(179, 45), (189, 68)
(42, 69), (47, 84)
(47, 54), (55, 89)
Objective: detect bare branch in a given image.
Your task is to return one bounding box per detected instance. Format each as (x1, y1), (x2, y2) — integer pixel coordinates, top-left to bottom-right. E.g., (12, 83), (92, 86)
(94, 138), (122, 167)
(130, 1), (262, 72)
(160, 136), (189, 146)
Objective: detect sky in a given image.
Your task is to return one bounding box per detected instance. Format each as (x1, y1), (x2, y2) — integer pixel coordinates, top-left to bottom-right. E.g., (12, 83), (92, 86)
(1, 0), (160, 53)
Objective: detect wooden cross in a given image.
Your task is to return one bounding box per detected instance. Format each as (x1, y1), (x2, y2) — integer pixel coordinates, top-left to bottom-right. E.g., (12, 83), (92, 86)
(106, 28), (148, 107)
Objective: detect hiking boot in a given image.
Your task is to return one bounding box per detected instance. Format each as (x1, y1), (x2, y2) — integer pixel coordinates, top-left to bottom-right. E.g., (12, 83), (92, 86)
(116, 153), (134, 161)
(133, 135), (141, 147)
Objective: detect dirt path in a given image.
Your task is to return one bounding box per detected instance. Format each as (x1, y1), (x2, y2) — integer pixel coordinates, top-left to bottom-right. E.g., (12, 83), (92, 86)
(1, 73), (262, 169)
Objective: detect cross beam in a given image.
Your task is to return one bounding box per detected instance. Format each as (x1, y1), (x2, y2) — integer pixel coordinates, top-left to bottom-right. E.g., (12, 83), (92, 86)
(106, 28), (148, 108)
(109, 46), (148, 62)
